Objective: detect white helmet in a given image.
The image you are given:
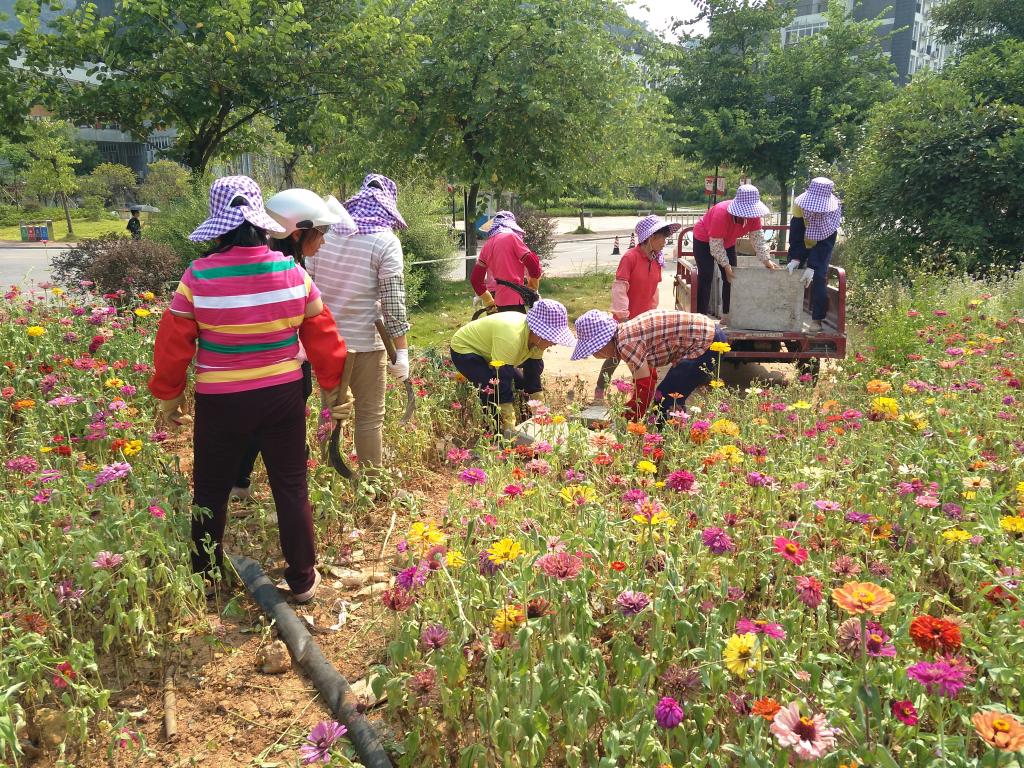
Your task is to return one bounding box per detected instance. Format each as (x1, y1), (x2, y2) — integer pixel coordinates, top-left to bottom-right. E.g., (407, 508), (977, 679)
(265, 188), (356, 237)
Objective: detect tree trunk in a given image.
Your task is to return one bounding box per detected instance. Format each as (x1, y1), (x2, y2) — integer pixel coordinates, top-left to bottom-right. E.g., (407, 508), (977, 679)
(464, 182), (480, 280)
(578, 207), (585, 232)
(60, 191), (74, 236)
(283, 153), (299, 188)
(776, 177), (790, 253)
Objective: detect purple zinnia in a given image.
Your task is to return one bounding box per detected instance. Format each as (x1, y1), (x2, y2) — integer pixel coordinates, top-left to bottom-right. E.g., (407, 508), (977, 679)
(666, 469), (697, 492)
(615, 590), (651, 616)
(418, 623), (450, 652)
(91, 551), (124, 569)
(701, 527), (735, 555)
(906, 660), (968, 698)
(736, 618), (787, 640)
(5, 456), (39, 474)
(654, 696), (685, 729)
(396, 562), (429, 591)
(299, 721), (347, 764)
(459, 467), (487, 486)
(87, 461), (132, 491)
(55, 579), (85, 607)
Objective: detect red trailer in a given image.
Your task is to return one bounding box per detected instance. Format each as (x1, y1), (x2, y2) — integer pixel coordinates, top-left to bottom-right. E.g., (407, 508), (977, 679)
(674, 225), (846, 377)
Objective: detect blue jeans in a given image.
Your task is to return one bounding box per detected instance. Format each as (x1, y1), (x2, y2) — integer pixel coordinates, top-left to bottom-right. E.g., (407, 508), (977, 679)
(806, 232), (837, 321)
(655, 326), (727, 414)
(449, 349), (543, 406)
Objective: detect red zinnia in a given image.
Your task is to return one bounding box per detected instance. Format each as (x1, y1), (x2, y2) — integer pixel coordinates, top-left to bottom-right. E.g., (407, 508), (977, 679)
(909, 615), (963, 653)
(610, 561), (627, 572)
(773, 536), (808, 565)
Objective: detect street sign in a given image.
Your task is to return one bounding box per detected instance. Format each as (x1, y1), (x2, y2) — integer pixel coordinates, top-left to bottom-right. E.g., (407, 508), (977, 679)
(705, 176), (727, 195)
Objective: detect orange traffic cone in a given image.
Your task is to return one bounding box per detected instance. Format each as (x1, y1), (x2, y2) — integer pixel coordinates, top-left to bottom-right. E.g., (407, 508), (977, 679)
(612, 236), (620, 255)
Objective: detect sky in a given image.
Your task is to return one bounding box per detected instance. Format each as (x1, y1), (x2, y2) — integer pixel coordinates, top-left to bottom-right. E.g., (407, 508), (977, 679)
(624, 0), (709, 39)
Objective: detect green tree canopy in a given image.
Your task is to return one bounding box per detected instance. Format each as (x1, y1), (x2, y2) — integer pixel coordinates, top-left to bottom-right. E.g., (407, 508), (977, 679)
(670, 0), (895, 239)
(16, 0), (423, 173)
(932, 0), (1024, 55)
(80, 162), (136, 207)
(138, 160), (192, 208)
(844, 40), (1024, 278)
(393, 0), (656, 256)
(22, 119), (81, 234)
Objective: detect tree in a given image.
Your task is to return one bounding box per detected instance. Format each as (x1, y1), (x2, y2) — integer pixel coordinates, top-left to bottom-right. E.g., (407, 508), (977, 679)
(22, 119), (81, 235)
(932, 0), (1024, 56)
(81, 162), (137, 207)
(138, 160), (192, 207)
(18, 0), (423, 173)
(844, 40), (1024, 278)
(394, 0), (652, 264)
(670, 0), (895, 245)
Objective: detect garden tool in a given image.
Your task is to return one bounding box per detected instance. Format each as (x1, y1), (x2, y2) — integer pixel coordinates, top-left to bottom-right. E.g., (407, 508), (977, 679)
(325, 359), (355, 480)
(375, 319), (415, 424)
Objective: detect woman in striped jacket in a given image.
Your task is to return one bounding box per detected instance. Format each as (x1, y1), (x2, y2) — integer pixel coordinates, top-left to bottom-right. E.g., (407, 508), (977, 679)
(148, 176), (348, 603)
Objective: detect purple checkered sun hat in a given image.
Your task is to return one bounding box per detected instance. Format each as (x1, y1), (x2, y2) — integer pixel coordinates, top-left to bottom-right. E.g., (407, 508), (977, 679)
(525, 299), (576, 347)
(795, 177), (840, 214)
(188, 175), (286, 242)
(727, 184), (770, 219)
(341, 173), (407, 234)
(488, 210), (525, 236)
(635, 214), (682, 247)
(571, 309), (617, 361)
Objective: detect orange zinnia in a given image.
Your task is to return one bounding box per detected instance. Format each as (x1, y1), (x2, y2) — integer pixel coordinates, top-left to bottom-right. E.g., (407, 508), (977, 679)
(752, 697), (781, 721)
(831, 581), (896, 616)
(972, 710), (1024, 751)
(909, 614), (962, 654)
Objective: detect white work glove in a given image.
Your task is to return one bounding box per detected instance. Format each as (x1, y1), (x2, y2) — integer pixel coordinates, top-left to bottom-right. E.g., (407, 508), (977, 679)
(157, 393), (189, 428)
(787, 260), (800, 274)
(723, 265), (735, 284)
(802, 268), (814, 288)
(321, 385), (353, 423)
(388, 348), (409, 381)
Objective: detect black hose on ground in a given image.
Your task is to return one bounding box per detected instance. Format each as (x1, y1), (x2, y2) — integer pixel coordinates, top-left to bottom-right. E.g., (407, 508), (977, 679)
(229, 555), (393, 768)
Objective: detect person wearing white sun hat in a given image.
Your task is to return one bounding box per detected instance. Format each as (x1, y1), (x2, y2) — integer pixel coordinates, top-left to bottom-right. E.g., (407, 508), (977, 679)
(593, 214), (681, 402)
(787, 177), (842, 333)
(692, 184), (778, 317)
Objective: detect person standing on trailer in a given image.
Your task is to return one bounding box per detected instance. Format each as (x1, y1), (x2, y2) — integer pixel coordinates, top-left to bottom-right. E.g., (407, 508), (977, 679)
(593, 215), (681, 402)
(691, 184), (778, 318)
(470, 211), (542, 313)
(786, 177), (842, 334)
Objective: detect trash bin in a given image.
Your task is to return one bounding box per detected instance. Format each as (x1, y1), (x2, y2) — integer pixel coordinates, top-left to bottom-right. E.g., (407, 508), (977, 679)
(19, 223), (28, 242)
(39, 223), (49, 241)
(27, 225), (36, 242)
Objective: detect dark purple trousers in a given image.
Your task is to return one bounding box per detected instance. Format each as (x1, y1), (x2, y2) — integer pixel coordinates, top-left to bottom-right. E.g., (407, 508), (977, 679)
(192, 379), (316, 593)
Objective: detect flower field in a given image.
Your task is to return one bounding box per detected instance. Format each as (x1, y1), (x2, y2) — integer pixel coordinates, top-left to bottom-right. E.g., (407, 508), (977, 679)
(2, 272), (1024, 767)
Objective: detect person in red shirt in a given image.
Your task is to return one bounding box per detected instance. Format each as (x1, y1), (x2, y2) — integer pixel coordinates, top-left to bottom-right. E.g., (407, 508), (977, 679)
(594, 215), (681, 401)
(692, 184), (778, 317)
(470, 211), (542, 313)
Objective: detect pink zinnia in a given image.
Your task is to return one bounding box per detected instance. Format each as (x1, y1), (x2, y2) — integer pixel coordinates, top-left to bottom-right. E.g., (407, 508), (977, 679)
(890, 699), (918, 725)
(794, 575), (823, 608)
(770, 702), (839, 760)
(773, 536), (808, 565)
(665, 469), (697, 492)
(736, 618), (787, 640)
(535, 552), (584, 580)
(654, 696), (685, 729)
(906, 660), (968, 698)
(91, 551), (124, 569)
(459, 467), (487, 486)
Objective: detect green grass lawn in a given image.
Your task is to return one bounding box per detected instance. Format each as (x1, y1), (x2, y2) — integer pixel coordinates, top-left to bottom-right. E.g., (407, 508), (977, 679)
(408, 272), (612, 349)
(0, 218), (126, 242)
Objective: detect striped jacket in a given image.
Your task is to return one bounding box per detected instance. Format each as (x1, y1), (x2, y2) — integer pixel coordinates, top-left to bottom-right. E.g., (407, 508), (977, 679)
(167, 245), (319, 394)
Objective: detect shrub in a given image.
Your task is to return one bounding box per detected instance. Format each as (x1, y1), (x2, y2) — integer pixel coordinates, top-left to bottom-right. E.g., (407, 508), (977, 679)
(511, 206), (558, 265)
(51, 235), (183, 294)
(397, 178), (459, 308)
(144, 177), (211, 269)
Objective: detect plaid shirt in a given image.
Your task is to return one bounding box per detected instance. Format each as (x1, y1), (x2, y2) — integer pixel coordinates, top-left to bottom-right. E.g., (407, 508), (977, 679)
(614, 310), (717, 371)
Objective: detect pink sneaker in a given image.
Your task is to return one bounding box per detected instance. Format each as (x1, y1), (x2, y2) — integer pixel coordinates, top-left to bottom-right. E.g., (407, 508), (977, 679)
(292, 569), (322, 604)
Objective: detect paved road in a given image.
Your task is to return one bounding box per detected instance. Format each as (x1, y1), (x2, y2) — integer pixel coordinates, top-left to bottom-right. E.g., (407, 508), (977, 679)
(0, 246), (61, 287)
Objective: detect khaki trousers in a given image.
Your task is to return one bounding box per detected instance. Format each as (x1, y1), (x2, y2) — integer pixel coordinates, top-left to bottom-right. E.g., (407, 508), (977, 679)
(344, 350), (387, 471)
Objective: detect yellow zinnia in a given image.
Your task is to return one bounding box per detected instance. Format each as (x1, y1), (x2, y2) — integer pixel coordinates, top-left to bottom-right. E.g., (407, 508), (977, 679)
(709, 379), (725, 389)
(871, 397), (900, 420)
(559, 485), (596, 506)
(790, 400), (812, 410)
(942, 528), (972, 544)
(134, 308), (151, 318)
(445, 550), (466, 568)
(141, 291), (155, 301)
(710, 418), (739, 437)
(490, 359), (506, 368)
(635, 459), (657, 474)
(487, 538), (522, 565)
(723, 633), (762, 678)
(26, 326), (46, 337)
(492, 605), (525, 634)
(407, 521), (447, 552)
(998, 516), (1024, 534)
(709, 341), (731, 354)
